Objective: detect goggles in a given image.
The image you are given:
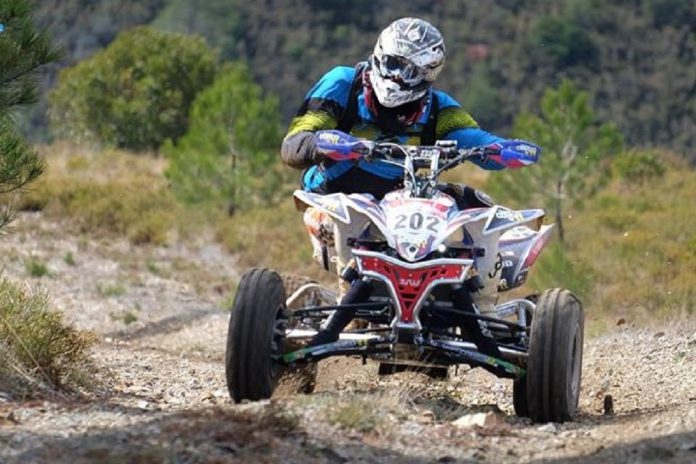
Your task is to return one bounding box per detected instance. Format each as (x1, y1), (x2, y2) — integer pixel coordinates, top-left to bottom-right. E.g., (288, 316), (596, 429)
(372, 54), (429, 91)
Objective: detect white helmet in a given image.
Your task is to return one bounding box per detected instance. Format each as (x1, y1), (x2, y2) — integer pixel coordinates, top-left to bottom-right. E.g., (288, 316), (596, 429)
(369, 18), (446, 108)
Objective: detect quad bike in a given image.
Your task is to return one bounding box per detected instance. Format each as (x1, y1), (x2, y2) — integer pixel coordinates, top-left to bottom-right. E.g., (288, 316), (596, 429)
(225, 133), (584, 423)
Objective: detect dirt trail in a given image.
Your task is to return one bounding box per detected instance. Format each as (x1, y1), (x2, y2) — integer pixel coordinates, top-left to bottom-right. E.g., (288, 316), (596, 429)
(1, 213), (695, 463)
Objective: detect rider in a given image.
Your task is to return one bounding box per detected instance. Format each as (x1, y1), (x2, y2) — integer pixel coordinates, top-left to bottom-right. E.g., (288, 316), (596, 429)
(281, 17), (539, 345)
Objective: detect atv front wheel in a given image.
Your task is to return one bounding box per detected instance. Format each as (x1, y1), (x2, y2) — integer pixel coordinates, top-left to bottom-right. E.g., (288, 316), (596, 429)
(524, 288), (584, 422)
(225, 268), (287, 402)
(512, 376), (529, 417)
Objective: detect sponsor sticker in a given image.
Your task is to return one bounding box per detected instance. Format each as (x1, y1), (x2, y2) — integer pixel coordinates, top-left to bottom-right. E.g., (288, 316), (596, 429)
(318, 132), (340, 144)
(495, 209), (524, 221)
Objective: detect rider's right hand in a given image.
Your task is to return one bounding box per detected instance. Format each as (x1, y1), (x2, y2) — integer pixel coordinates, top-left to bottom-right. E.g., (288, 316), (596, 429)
(314, 130), (364, 162)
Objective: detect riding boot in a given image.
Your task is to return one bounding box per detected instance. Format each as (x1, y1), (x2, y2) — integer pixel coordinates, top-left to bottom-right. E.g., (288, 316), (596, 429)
(471, 272), (499, 316)
(309, 279), (372, 346)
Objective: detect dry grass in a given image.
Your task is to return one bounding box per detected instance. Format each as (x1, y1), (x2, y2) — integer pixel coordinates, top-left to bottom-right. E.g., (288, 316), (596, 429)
(16, 142), (180, 245)
(0, 278), (96, 396)
(520, 150), (696, 323)
(216, 198), (331, 284)
(329, 394), (387, 432)
(293, 388), (406, 434)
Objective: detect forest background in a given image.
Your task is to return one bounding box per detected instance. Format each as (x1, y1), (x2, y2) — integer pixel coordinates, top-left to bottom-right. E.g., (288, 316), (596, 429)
(7, 0), (696, 328)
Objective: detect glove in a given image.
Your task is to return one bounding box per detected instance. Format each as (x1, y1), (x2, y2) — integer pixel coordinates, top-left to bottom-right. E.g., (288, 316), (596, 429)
(483, 140), (540, 168)
(314, 130), (364, 162)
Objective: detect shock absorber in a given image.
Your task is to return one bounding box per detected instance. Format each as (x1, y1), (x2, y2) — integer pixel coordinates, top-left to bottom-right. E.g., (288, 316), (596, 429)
(451, 285), (502, 359)
(309, 278), (372, 346)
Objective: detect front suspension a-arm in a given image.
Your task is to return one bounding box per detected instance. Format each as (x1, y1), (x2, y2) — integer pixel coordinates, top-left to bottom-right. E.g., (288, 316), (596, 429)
(281, 338), (390, 365)
(426, 339), (525, 378)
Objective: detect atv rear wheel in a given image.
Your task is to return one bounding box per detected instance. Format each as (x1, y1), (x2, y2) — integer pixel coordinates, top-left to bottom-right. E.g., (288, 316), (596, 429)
(225, 268), (287, 402)
(524, 288), (584, 422)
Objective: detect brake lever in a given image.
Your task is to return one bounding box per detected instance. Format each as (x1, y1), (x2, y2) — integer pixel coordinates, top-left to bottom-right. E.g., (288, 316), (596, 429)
(360, 143), (396, 162)
(350, 140), (374, 157)
(458, 147), (486, 162)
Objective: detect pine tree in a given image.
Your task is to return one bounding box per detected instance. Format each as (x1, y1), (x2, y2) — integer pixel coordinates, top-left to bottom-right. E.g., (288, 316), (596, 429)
(487, 80), (623, 242)
(0, 0), (57, 229)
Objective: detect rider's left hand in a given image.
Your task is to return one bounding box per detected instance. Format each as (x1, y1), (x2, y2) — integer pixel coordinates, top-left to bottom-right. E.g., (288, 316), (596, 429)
(483, 140), (541, 168)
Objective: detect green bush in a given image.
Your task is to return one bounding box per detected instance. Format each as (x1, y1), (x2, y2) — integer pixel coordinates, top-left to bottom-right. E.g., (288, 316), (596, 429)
(532, 16), (600, 70)
(0, 279), (95, 394)
(526, 241), (593, 305)
(612, 150), (665, 184)
(24, 256), (50, 278)
(49, 27), (219, 151)
(487, 79), (623, 242)
(165, 64), (287, 212)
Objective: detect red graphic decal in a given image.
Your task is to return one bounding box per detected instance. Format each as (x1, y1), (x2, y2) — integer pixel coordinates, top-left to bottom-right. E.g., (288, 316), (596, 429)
(522, 231), (552, 269)
(360, 257), (463, 323)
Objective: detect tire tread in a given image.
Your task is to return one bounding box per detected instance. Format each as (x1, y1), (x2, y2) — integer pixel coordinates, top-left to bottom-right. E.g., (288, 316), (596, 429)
(526, 288), (583, 423)
(225, 268), (286, 403)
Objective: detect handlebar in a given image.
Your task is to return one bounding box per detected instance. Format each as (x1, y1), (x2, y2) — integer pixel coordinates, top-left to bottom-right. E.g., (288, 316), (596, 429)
(313, 129), (540, 170)
(350, 140), (486, 170)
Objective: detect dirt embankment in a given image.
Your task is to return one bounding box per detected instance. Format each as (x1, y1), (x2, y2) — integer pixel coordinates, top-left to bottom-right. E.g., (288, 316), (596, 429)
(1, 212), (695, 463)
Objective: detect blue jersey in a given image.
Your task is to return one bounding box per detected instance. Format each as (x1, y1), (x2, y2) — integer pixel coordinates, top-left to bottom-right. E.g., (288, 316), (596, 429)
(285, 65), (505, 194)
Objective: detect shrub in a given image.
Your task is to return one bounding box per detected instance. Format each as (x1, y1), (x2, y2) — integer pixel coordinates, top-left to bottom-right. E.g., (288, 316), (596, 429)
(612, 150), (665, 184)
(525, 240), (593, 305)
(164, 64), (287, 212)
(31, 179), (177, 245)
(0, 278), (96, 394)
(532, 16), (600, 70)
(49, 27), (218, 151)
(330, 396), (383, 432)
(24, 256), (50, 278)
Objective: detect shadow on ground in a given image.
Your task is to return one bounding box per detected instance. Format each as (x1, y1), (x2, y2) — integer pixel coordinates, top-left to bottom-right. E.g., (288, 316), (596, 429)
(534, 429), (696, 464)
(2, 403), (437, 464)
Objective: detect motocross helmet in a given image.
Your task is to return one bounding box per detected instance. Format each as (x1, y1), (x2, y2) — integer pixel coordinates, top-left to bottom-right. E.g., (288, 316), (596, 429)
(368, 18), (446, 113)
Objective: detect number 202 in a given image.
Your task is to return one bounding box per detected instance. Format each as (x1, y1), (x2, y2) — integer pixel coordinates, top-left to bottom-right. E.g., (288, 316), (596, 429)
(394, 213), (439, 232)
